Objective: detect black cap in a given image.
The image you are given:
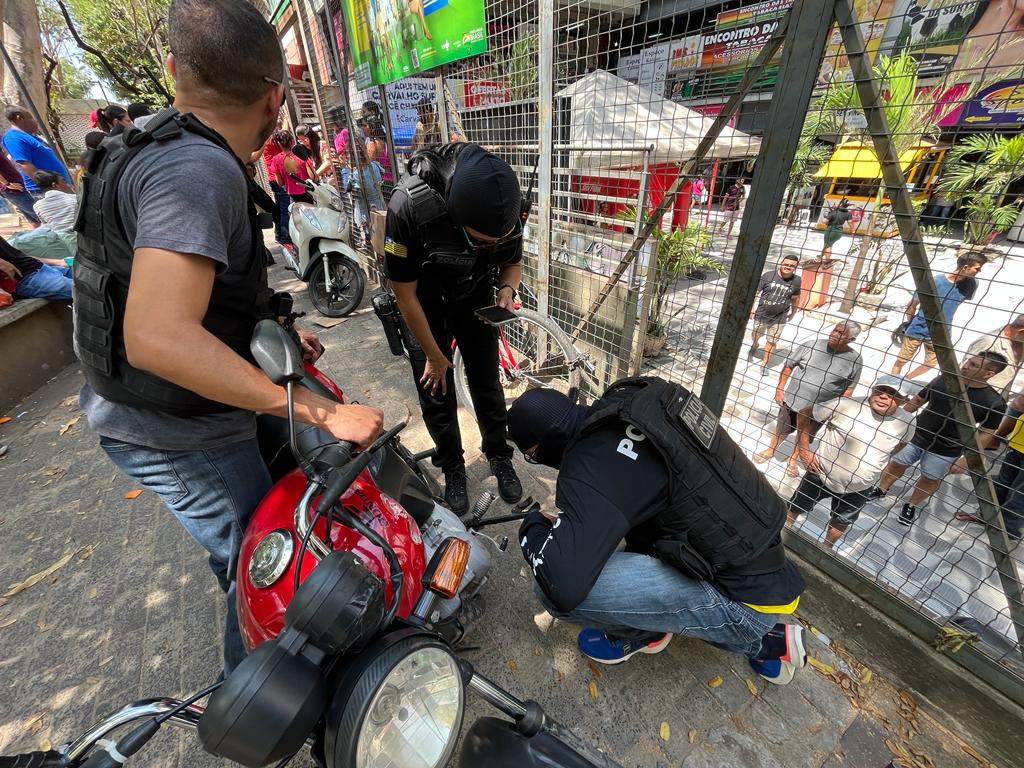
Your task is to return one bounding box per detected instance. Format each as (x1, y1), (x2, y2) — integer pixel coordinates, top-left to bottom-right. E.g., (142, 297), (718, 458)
(446, 144), (522, 238)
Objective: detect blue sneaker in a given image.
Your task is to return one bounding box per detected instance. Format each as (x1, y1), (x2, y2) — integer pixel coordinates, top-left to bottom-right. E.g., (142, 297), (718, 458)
(749, 623), (807, 685)
(577, 629), (672, 665)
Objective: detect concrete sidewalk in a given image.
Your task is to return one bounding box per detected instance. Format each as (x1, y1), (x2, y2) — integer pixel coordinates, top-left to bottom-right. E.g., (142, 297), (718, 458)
(0, 257), (997, 767)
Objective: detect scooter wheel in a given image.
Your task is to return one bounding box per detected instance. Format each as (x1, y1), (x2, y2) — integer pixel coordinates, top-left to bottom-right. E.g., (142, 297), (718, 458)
(308, 256), (364, 318)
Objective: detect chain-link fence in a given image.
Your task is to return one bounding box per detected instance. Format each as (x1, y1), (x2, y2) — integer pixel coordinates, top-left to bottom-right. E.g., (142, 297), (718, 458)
(288, 0), (1024, 702)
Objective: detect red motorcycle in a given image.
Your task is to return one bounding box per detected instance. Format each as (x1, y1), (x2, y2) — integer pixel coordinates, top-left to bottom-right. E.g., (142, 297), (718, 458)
(0, 318), (621, 768)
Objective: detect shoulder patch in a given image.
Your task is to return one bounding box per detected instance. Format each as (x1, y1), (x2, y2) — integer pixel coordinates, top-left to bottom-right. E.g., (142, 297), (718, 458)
(384, 238), (407, 258)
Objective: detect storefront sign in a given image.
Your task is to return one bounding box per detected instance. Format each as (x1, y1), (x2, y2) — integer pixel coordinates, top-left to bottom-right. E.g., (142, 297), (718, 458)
(338, 0), (487, 88)
(668, 34), (704, 75)
(960, 80), (1024, 125)
(638, 41), (672, 92)
(463, 80), (511, 108)
(617, 52), (642, 83)
(699, 0), (791, 71)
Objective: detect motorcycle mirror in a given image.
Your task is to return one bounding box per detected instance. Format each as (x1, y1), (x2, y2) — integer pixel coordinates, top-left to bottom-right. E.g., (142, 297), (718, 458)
(251, 320), (304, 386)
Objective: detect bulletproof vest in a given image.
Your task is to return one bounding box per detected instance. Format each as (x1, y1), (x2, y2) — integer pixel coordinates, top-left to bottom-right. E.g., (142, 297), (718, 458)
(73, 108), (274, 416)
(397, 172), (513, 299)
(568, 377), (788, 580)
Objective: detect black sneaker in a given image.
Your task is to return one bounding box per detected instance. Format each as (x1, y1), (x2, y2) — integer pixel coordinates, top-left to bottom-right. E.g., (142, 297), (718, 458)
(444, 467), (469, 515)
(489, 456), (523, 503)
(898, 503), (918, 526)
(864, 486), (887, 500)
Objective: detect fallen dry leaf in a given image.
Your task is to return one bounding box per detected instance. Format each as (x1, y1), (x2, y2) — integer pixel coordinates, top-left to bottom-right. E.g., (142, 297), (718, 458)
(504, 659), (518, 671)
(553, 670), (565, 682)
(745, 678), (759, 696)
(58, 416), (80, 436)
(0, 416), (10, 424)
(79, 546), (94, 561)
(898, 690), (916, 710)
(659, 722), (670, 742)
(4, 549), (81, 598)
(702, 742), (715, 753)
(40, 467), (64, 477)
(860, 668), (873, 685)
(61, 396), (79, 408)
(98, 656), (114, 668)
(36, 619), (49, 633)
(39, 739), (52, 752)
(688, 729), (697, 744)
(588, 681), (598, 699)
(25, 714), (44, 733)
(807, 656), (837, 677)
(587, 660), (603, 679)
(123, 489), (144, 500)
(960, 743), (988, 764)
(707, 676), (723, 688)
(86, 587), (97, 599)
(86, 676), (100, 685)
(0, 617), (16, 628)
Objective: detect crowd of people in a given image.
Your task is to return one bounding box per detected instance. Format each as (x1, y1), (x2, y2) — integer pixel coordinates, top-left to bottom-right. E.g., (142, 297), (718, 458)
(0, 101), (159, 306)
(749, 252), (1024, 549)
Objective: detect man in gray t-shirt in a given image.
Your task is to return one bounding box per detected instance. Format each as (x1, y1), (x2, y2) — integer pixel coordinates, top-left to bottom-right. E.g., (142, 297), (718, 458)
(75, 0), (383, 675)
(754, 322), (863, 476)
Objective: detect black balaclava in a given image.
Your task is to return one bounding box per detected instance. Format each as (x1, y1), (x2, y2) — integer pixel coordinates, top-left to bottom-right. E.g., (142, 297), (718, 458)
(507, 388), (589, 469)
(445, 144), (522, 238)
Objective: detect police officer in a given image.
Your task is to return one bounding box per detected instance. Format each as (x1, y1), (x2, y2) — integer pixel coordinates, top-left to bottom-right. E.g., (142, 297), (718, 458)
(507, 380), (807, 683)
(385, 143), (524, 513)
(73, 0), (382, 674)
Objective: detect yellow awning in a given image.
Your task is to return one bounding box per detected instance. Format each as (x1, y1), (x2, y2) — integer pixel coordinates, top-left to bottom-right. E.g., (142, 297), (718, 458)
(815, 143), (931, 179)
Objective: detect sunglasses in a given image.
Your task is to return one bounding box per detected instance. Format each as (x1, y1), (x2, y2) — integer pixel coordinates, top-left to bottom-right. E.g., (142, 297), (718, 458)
(462, 218), (523, 254)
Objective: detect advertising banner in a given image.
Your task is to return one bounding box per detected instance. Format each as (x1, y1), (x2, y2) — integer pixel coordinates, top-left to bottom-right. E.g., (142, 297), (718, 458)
(338, 0), (487, 88)
(699, 0), (791, 72)
(463, 80), (511, 108)
(668, 34), (704, 75)
(883, 0), (1024, 81)
(638, 41), (672, 93)
(960, 79), (1024, 125)
(816, 0), (896, 86)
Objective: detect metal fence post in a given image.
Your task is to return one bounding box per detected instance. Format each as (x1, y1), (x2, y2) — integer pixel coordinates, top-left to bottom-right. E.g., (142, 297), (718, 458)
(835, 0), (1024, 652)
(534, 0), (555, 318)
(699, 0), (836, 416)
(434, 73), (450, 141)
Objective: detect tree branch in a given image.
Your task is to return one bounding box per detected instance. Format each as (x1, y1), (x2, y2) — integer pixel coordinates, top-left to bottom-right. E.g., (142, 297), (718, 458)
(54, 0), (144, 96)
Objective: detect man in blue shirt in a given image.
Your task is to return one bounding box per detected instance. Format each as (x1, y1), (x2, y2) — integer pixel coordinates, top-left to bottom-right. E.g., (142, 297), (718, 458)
(891, 253), (985, 380)
(2, 106), (71, 194)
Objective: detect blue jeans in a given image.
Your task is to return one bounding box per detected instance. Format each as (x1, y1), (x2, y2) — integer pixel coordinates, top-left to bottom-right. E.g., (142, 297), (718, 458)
(996, 449), (1024, 538)
(99, 436), (272, 673)
(534, 552), (778, 659)
(2, 189), (40, 223)
(270, 182), (291, 243)
(15, 264), (72, 301)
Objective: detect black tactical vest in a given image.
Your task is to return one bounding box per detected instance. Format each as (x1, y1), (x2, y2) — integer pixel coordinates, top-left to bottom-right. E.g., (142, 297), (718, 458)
(73, 108), (274, 416)
(397, 166), (518, 300)
(567, 377), (788, 580)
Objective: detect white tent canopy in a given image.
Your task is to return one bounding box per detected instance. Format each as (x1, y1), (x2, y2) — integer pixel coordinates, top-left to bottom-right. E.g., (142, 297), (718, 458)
(555, 70), (761, 171)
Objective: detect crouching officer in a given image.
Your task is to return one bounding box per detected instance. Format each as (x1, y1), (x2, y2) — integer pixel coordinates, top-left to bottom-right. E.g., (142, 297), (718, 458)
(507, 378), (807, 684)
(384, 142), (524, 514)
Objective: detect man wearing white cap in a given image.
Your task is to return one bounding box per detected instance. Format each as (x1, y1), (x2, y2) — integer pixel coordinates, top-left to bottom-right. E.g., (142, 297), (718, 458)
(788, 375), (914, 548)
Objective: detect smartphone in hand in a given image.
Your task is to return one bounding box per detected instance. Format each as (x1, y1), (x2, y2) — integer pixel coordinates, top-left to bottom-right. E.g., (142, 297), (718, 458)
(475, 304), (518, 326)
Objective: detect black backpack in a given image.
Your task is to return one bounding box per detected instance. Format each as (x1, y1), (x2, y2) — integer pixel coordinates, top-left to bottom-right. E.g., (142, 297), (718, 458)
(568, 377), (787, 580)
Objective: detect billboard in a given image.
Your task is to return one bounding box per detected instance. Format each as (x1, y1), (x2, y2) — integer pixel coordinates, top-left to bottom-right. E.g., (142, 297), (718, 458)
(338, 0), (487, 88)
(883, 0), (1024, 80)
(699, 0), (790, 71)
(960, 79), (1024, 125)
(816, 0), (896, 86)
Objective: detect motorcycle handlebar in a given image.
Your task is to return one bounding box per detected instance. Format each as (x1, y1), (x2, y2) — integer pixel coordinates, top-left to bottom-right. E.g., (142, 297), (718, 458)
(0, 751), (70, 768)
(314, 426), (405, 517)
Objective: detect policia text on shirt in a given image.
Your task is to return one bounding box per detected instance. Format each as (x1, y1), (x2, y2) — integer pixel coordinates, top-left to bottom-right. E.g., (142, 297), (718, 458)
(384, 143), (525, 514)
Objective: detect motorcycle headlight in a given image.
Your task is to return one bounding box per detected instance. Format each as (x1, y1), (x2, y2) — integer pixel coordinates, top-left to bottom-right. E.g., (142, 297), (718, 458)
(248, 529), (293, 588)
(328, 191), (345, 213)
(325, 634), (465, 768)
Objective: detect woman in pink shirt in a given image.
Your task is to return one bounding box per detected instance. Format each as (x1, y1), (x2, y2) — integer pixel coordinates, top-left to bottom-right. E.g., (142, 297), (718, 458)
(269, 130), (316, 204)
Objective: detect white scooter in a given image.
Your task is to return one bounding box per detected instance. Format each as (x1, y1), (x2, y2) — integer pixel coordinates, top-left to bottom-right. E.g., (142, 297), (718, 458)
(281, 179), (365, 317)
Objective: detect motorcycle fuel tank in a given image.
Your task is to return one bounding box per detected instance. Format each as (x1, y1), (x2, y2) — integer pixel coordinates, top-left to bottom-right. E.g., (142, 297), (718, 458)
(237, 468), (427, 651)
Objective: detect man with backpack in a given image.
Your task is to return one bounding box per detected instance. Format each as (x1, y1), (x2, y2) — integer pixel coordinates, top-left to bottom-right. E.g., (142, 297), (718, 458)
(73, 0), (382, 675)
(820, 198), (851, 260)
(507, 379), (807, 684)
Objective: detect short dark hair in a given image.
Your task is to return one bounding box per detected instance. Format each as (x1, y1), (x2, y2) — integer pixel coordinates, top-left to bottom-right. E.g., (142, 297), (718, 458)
(5, 106), (27, 122)
(126, 103), (152, 120)
(84, 131), (106, 149)
(780, 253), (799, 264)
(979, 350), (1009, 374)
(957, 253), (986, 270)
(272, 129), (293, 149)
(168, 0), (283, 106)
(361, 101), (381, 115)
(34, 170), (61, 190)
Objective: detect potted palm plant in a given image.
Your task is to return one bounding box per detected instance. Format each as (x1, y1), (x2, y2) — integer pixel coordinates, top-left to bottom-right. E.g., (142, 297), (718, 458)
(643, 223), (721, 357)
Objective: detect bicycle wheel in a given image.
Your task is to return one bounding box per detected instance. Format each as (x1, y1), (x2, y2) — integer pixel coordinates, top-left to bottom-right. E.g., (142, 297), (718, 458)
(453, 308), (583, 419)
